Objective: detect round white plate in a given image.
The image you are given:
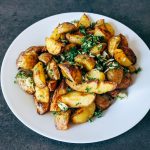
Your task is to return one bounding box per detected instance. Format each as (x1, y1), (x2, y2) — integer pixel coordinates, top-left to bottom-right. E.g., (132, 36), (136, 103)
(1, 12), (150, 143)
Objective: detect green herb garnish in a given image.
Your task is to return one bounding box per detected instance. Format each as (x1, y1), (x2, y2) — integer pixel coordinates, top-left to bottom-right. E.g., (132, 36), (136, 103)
(85, 87), (91, 93)
(66, 87), (72, 92)
(134, 67), (142, 74)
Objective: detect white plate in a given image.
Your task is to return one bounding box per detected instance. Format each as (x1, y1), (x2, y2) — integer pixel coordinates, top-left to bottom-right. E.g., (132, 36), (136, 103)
(1, 12), (150, 143)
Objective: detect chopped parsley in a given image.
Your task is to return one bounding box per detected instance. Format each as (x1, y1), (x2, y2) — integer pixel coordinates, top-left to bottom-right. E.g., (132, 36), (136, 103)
(134, 67), (142, 74)
(85, 86), (91, 93)
(79, 26), (86, 35)
(58, 102), (68, 111)
(66, 87), (72, 92)
(90, 22), (96, 29)
(75, 102), (81, 106)
(116, 91), (128, 100)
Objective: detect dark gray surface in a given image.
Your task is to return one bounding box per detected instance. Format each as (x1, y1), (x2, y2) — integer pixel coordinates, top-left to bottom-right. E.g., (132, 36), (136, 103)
(0, 0), (150, 149)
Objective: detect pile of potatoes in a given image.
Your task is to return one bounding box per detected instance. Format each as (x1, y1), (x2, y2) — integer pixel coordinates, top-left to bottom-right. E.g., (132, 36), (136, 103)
(15, 14), (137, 130)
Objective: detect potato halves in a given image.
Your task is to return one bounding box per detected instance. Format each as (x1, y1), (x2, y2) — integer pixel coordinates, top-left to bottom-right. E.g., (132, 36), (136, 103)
(78, 14), (91, 28)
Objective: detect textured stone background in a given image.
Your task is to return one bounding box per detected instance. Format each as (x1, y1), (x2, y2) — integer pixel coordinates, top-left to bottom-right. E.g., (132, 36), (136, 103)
(0, 0), (150, 149)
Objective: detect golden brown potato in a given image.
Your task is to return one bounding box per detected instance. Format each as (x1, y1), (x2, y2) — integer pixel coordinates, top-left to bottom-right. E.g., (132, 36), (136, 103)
(95, 19), (105, 27)
(57, 22), (76, 34)
(16, 51), (38, 70)
(50, 80), (67, 111)
(72, 102), (96, 124)
(54, 110), (71, 130)
(45, 38), (64, 55)
(114, 49), (133, 67)
(95, 95), (112, 110)
(74, 54), (96, 71)
(66, 33), (84, 45)
(33, 62), (46, 88)
(128, 65), (136, 73)
(50, 27), (61, 40)
(106, 68), (123, 84)
(34, 86), (50, 115)
(47, 59), (60, 80)
(48, 80), (58, 92)
(108, 89), (120, 98)
(85, 69), (105, 81)
(59, 63), (82, 84)
(60, 91), (96, 108)
(26, 46), (47, 54)
(119, 34), (128, 47)
(108, 35), (121, 56)
(64, 43), (76, 52)
(15, 70), (35, 94)
(105, 23), (115, 36)
(78, 14), (91, 28)
(90, 43), (107, 56)
(38, 53), (52, 64)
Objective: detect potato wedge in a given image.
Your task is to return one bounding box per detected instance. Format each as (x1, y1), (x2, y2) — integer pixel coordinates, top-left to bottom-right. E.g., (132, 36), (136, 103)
(66, 33), (84, 45)
(90, 43), (107, 56)
(114, 49), (133, 67)
(60, 91), (96, 108)
(85, 69), (105, 81)
(59, 63), (82, 84)
(119, 34), (128, 47)
(50, 27), (61, 40)
(78, 14), (91, 28)
(54, 110), (71, 130)
(16, 51), (38, 70)
(34, 86), (50, 114)
(15, 70), (35, 94)
(106, 68), (123, 84)
(38, 53), (52, 64)
(108, 35), (121, 56)
(48, 80), (58, 91)
(45, 38), (64, 55)
(72, 102), (96, 124)
(47, 59), (60, 80)
(74, 54), (96, 71)
(50, 80), (67, 111)
(105, 23), (115, 36)
(95, 19), (105, 27)
(57, 22), (76, 34)
(33, 62), (46, 88)
(128, 65), (136, 73)
(26, 46), (47, 54)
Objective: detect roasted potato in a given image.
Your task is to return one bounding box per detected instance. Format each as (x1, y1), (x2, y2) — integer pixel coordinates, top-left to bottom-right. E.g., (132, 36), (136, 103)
(15, 70), (35, 94)
(16, 51), (38, 70)
(78, 14), (91, 28)
(66, 33), (84, 45)
(108, 35), (121, 56)
(108, 89), (120, 98)
(45, 38), (64, 55)
(34, 86), (50, 114)
(106, 68), (123, 84)
(47, 59), (60, 80)
(38, 53), (52, 64)
(128, 65), (136, 73)
(95, 19), (105, 27)
(59, 63), (82, 84)
(50, 80), (67, 111)
(57, 22), (76, 34)
(105, 23), (115, 36)
(64, 43), (76, 52)
(33, 62), (46, 88)
(60, 91), (96, 108)
(90, 43), (107, 56)
(72, 102), (96, 124)
(48, 80), (58, 91)
(85, 69), (105, 81)
(119, 34), (128, 48)
(50, 27), (60, 40)
(54, 110), (71, 130)
(26, 46), (47, 54)
(74, 54), (96, 71)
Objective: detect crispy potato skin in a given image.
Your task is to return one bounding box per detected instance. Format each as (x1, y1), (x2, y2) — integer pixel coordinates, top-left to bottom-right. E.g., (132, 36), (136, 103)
(48, 80), (58, 91)
(60, 91), (96, 108)
(74, 54), (96, 71)
(108, 89), (120, 98)
(33, 62), (46, 88)
(26, 46), (47, 54)
(72, 102), (96, 124)
(59, 63), (82, 84)
(38, 53), (52, 64)
(78, 14), (91, 28)
(105, 23), (115, 36)
(16, 51), (38, 70)
(106, 69), (123, 84)
(119, 34), (128, 47)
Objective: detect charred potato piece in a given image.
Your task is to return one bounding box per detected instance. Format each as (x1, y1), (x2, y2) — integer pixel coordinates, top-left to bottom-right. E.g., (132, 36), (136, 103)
(108, 89), (120, 98)
(66, 33), (84, 45)
(59, 63), (82, 84)
(114, 49), (133, 67)
(34, 86), (50, 115)
(26, 46), (47, 54)
(16, 51), (38, 70)
(95, 95), (112, 110)
(50, 80), (67, 111)
(45, 38), (64, 55)
(85, 69), (105, 81)
(48, 80), (58, 91)
(108, 35), (121, 56)
(47, 59), (60, 80)
(38, 53), (52, 64)
(119, 34), (128, 47)
(106, 68), (123, 84)
(54, 110), (71, 130)
(64, 43), (76, 52)
(72, 102), (96, 124)
(60, 91), (96, 108)
(74, 54), (96, 71)
(57, 22), (76, 34)
(78, 14), (91, 28)
(50, 27), (60, 40)
(105, 23), (115, 36)
(90, 43), (107, 56)
(33, 62), (46, 88)
(15, 70), (35, 94)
